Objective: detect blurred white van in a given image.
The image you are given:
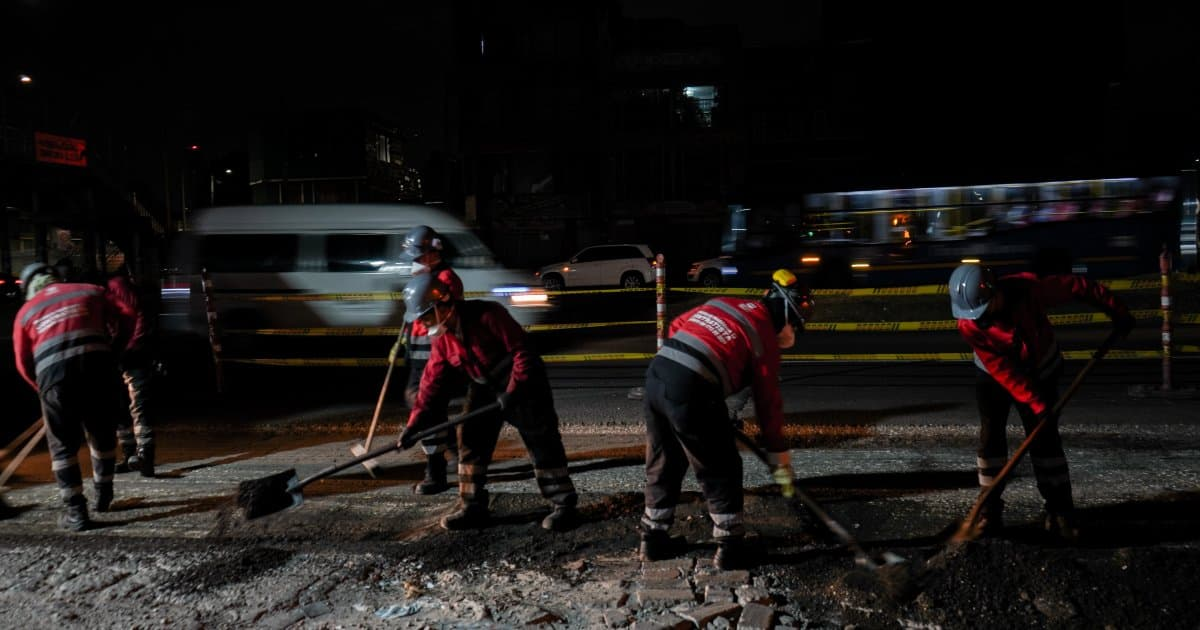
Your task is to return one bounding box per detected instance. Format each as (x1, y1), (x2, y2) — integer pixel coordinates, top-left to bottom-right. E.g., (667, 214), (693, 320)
(160, 204), (549, 335)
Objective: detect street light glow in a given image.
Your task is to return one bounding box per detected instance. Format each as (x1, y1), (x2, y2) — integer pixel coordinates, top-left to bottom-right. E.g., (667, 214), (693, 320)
(18, 74), (32, 84)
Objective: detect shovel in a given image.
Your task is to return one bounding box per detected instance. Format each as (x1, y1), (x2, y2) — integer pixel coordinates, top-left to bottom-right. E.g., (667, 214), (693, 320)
(349, 347), (402, 478)
(237, 401), (501, 520)
(952, 329), (1121, 542)
(733, 428), (906, 571)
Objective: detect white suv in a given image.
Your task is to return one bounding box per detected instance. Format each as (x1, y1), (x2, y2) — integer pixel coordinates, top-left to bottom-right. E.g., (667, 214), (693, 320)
(537, 244), (656, 290)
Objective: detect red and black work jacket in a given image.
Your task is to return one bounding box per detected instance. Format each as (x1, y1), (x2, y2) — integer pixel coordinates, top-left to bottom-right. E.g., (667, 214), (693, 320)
(105, 274), (148, 360)
(12, 282), (137, 391)
(957, 272), (1130, 415)
(658, 297), (787, 453)
(407, 300), (536, 429)
(405, 263), (464, 398)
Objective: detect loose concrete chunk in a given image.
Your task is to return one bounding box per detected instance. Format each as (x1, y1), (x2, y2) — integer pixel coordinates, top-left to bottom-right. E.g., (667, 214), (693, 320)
(738, 602), (777, 630)
(632, 612), (691, 630)
(635, 589), (698, 607)
(735, 585), (772, 605)
(301, 601), (332, 618)
(677, 602), (741, 627)
(604, 607), (634, 628)
(704, 585), (735, 604)
(1034, 595), (1078, 622)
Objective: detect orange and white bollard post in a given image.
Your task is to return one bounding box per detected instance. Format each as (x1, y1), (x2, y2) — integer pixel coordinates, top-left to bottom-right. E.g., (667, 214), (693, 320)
(1160, 244), (1173, 391)
(200, 267), (225, 394)
(656, 253), (666, 350)
(1130, 244), (1197, 398)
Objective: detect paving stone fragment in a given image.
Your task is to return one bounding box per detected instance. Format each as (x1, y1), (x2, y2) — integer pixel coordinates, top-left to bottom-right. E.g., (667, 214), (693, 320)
(643, 566), (685, 582)
(704, 585), (735, 604)
(693, 570), (751, 590)
(635, 589), (698, 607)
(738, 602), (777, 630)
(638, 578), (692, 591)
(642, 558), (694, 577)
(735, 585), (772, 605)
(302, 601), (332, 618)
(677, 602), (742, 627)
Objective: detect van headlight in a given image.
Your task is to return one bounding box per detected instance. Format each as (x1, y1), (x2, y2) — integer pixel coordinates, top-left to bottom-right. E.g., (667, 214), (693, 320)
(492, 286), (548, 307)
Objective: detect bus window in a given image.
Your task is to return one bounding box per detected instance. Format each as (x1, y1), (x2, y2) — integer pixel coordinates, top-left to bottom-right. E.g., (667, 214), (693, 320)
(325, 234), (388, 272)
(200, 234), (299, 272)
(440, 231), (495, 269)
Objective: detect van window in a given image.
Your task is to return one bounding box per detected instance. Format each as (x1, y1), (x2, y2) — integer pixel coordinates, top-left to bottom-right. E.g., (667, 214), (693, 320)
(440, 231), (494, 268)
(325, 234), (388, 272)
(200, 235), (299, 272)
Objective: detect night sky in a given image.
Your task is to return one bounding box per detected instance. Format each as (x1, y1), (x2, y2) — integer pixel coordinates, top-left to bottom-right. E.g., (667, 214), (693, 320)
(3, 1), (1198, 185)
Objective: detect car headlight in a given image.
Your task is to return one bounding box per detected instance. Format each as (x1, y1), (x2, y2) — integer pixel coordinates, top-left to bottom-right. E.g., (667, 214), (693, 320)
(493, 286), (548, 307)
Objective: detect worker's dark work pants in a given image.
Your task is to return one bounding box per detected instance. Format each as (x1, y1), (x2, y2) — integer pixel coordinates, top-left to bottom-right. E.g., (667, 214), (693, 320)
(40, 377), (119, 506)
(457, 378), (576, 510)
(115, 364), (155, 456)
(975, 366), (1072, 515)
(643, 357), (745, 540)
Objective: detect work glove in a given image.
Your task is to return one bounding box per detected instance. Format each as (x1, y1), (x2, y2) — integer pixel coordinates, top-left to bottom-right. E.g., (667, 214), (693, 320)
(772, 465), (796, 499)
(388, 341), (404, 366)
(496, 390), (517, 411)
(399, 423), (422, 449)
(1113, 313), (1136, 339)
(767, 449), (794, 498)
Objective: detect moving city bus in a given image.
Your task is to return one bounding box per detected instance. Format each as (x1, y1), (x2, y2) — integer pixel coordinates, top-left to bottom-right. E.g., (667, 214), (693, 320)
(688, 174), (1198, 288)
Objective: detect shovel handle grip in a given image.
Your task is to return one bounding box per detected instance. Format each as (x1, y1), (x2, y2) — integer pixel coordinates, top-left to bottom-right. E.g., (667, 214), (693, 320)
(295, 401), (502, 489)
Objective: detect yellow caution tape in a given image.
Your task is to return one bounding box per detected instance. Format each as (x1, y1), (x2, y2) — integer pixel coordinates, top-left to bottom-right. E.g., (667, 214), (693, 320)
(544, 287), (655, 296)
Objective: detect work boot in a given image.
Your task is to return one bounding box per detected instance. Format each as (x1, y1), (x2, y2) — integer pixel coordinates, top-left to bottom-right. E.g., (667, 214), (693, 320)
(1044, 511), (1080, 544)
(414, 453), (451, 495)
(638, 530), (683, 562)
(115, 445), (138, 474)
(95, 483), (113, 513)
(439, 502), (490, 530)
(714, 536), (751, 571)
(137, 446), (155, 478)
(59, 503), (91, 532)
(541, 505), (580, 532)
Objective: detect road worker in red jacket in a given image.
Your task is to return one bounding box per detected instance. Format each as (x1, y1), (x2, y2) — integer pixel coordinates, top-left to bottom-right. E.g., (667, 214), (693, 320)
(397, 273), (579, 532)
(12, 262), (138, 531)
(389, 225), (465, 495)
(106, 268), (158, 477)
(949, 263), (1135, 541)
(640, 269), (813, 570)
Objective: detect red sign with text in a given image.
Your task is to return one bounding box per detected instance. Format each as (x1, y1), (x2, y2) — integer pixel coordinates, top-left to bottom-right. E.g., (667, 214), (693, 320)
(34, 132), (88, 167)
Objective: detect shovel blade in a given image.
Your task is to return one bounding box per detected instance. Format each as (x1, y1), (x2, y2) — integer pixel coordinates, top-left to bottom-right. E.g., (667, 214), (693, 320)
(237, 468), (303, 520)
(349, 443), (381, 478)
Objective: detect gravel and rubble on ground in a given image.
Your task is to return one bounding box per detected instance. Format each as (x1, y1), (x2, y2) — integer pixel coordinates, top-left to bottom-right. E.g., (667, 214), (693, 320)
(1, 418), (1198, 628)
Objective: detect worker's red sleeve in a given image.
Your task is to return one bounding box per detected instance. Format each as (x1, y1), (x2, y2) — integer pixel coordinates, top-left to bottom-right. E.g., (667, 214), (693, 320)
(105, 276), (146, 354)
(12, 313), (36, 389)
(1035, 274), (1131, 321)
(959, 320), (1048, 415)
(751, 327), (787, 453)
(479, 306), (533, 394)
